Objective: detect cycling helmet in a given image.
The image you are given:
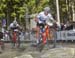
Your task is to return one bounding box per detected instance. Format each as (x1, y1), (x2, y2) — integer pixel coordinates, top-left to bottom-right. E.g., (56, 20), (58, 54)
(44, 7), (50, 13)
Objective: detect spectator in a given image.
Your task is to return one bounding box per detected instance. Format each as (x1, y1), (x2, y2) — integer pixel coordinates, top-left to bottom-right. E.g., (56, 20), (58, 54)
(60, 23), (65, 30)
(64, 21), (73, 30)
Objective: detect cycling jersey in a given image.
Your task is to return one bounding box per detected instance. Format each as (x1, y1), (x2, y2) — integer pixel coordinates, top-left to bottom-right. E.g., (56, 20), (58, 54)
(37, 11), (54, 24)
(9, 23), (20, 32)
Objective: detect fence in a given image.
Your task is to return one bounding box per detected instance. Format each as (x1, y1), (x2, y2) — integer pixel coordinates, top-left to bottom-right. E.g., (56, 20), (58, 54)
(57, 30), (75, 40)
(2, 30), (75, 41)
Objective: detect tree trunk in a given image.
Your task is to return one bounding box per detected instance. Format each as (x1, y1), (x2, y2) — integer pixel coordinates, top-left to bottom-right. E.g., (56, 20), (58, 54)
(72, 2), (75, 21)
(56, 0), (60, 26)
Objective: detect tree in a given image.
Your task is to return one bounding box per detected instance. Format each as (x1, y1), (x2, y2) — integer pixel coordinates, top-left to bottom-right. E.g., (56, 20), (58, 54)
(1, 0), (75, 27)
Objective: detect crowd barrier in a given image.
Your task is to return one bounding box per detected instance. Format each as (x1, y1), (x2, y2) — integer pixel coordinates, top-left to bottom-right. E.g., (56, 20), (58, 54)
(2, 30), (75, 41)
(56, 30), (75, 40)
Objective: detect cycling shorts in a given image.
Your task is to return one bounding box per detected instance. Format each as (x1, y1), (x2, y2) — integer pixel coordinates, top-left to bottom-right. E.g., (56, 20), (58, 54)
(37, 22), (45, 29)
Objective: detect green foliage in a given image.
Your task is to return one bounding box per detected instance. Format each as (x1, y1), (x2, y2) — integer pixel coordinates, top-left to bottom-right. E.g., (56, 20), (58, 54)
(0, 0), (74, 24)
(14, 0), (20, 3)
(59, 0), (74, 22)
(11, 12), (16, 17)
(0, 13), (5, 18)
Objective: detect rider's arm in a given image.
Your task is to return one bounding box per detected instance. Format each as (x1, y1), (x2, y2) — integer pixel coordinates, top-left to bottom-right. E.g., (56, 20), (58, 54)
(46, 14), (56, 26)
(34, 12), (42, 22)
(34, 16), (38, 22)
(8, 23), (13, 29)
(48, 14), (56, 23)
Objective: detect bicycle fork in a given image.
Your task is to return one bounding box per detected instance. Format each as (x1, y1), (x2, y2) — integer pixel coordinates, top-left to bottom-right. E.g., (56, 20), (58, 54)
(12, 32), (20, 48)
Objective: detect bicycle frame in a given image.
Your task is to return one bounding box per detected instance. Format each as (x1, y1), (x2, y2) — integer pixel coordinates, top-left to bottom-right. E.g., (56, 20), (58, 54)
(12, 31), (20, 48)
(39, 25), (54, 44)
(39, 25), (48, 44)
(12, 31), (17, 43)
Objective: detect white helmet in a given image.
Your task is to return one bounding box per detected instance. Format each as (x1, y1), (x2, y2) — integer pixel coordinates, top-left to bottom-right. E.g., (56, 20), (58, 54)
(44, 7), (50, 13)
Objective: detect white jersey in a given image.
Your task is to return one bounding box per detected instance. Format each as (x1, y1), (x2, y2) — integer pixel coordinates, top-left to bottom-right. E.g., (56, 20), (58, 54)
(9, 23), (20, 31)
(9, 23), (19, 28)
(37, 11), (54, 26)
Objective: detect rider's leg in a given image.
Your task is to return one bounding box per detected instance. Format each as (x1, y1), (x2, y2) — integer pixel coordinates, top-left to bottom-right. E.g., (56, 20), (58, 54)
(47, 27), (53, 45)
(36, 26), (40, 44)
(45, 27), (49, 45)
(13, 32), (20, 48)
(12, 37), (15, 48)
(42, 25), (48, 45)
(12, 41), (15, 48)
(12, 32), (16, 48)
(1, 39), (5, 50)
(0, 40), (2, 53)
(17, 32), (20, 48)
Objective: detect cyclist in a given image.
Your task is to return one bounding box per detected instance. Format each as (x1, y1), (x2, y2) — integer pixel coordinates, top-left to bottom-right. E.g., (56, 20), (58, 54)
(35, 7), (56, 45)
(8, 18), (21, 48)
(0, 23), (4, 53)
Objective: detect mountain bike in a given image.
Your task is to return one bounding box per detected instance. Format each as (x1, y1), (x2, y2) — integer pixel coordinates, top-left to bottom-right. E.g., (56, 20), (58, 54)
(12, 30), (20, 48)
(36, 23), (57, 52)
(36, 24), (47, 52)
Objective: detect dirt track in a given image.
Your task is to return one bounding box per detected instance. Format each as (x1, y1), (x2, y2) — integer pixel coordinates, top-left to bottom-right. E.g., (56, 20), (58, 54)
(0, 42), (75, 58)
